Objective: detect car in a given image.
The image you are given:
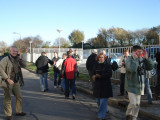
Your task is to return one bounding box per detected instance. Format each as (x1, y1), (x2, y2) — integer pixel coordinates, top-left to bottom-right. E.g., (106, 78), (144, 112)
(106, 53), (123, 65)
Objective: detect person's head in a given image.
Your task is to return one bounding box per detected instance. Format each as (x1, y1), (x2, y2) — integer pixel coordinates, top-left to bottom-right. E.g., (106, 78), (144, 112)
(41, 52), (46, 56)
(9, 46), (18, 57)
(67, 51), (72, 57)
(124, 49), (129, 57)
(74, 50), (78, 54)
(62, 53), (67, 59)
(132, 45), (142, 58)
(96, 53), (107, 63)
(54, 52), (58, 57)
(92, 49), (97, 54)
(102, 49), (106, 55)
(69, 48), (73, 55)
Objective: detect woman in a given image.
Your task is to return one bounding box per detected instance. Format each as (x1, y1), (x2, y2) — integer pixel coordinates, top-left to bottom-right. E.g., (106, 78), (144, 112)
(92, 53), (113, 120)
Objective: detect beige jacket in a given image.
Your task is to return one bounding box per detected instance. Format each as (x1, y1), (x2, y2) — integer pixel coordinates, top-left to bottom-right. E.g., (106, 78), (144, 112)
(0, 56), (26, 86)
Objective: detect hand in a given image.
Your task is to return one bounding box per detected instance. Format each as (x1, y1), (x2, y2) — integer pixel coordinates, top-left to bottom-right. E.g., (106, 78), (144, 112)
(93, 75), (96, 81)
(95, 74), (101, 78)
(132, 51), (138, 58)
(7, 78), (14, 85)
(142, 49), (148, 59)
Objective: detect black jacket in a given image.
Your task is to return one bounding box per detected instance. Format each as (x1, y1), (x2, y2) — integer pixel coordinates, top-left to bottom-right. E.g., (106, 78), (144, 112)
(35, 56), (53, 74)
(52, 57), (60, 73)
(86, 53), (97, 71)
(155, 52), (160, 70)
(92, 61), (113, 98)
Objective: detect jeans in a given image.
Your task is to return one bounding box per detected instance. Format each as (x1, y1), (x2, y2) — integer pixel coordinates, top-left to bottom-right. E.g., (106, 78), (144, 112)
(40, 73), (48, 91)
(96, 98), (108, 119)
(126, 92), (141, 120)
(65, 79), (76, 97)
(61, 77), (65, 90)
(54, 72), (61, 86)
(145, 78), (152, 102)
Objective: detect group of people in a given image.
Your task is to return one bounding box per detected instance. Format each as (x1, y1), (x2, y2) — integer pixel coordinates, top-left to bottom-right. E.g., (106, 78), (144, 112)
(35, 49), (80, 100)
(86, 45), (160, 120)
(0, 45), (159, 120)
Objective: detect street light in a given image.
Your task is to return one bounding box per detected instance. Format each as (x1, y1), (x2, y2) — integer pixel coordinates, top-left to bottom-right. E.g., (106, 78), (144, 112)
(57, 29), (62, 54)
(13, 32), (21, 40)
(29, 41), (32, 54)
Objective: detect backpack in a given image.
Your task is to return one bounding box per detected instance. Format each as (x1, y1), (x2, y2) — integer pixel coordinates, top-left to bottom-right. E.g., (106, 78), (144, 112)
(112, 61), (118, 71)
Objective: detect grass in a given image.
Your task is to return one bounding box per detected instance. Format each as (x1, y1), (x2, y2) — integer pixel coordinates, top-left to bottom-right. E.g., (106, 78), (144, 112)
(25, 62), (89, 82)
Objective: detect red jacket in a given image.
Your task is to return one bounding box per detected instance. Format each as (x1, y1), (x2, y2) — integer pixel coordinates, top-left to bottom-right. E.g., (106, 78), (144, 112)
(64, 56), (77, 79)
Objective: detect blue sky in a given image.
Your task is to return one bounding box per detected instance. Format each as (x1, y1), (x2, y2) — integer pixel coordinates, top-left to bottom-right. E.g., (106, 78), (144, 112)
(0, 0), (160, 46)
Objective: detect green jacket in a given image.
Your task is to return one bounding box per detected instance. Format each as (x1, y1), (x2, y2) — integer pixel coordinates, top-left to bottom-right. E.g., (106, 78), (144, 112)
(125, 56), (154, 95)
(0, 56), (26, 87)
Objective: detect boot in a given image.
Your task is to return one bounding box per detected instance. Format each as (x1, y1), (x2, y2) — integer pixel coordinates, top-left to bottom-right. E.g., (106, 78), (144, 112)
(126, 115), (132, 120)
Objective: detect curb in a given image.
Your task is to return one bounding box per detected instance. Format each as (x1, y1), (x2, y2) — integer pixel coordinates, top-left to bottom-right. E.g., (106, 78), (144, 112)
(76, 86), (160, 120)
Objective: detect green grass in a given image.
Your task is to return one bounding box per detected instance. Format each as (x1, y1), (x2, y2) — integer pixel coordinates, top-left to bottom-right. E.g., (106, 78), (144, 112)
(26, 62), (89, 82)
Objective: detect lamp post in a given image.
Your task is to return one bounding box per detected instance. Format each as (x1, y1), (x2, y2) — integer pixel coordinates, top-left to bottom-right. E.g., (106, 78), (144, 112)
(29, 41), (32, 54)
(82, 41), (84, 59)
(57, 29), (62, 54)
(13, 32), (21, 40)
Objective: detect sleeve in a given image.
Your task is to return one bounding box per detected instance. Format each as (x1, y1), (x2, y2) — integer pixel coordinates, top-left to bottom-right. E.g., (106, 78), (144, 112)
(119, 56), (123, 68)
(86, 56), (90, 70)
(48, 58), (53, 65)
(144, 58), (154, 71)
(0, 57), (9, 80)
(125, 56), (139, 73)
(55, 59), (61, 68)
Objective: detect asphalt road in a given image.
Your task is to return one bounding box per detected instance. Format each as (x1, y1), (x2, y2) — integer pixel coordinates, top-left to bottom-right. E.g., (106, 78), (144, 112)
(0, 69), (145, 120)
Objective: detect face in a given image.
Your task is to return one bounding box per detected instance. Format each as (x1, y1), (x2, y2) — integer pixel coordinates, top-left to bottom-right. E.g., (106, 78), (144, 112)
(10, 47), (18, 57)
(99, 55), (105, 62)
(124, 52), (129, 57)
(75, 50), (77, 54)
(102, 50), (106, 55)
(54, 52), (57, 57)
(135, 49), (143, 57)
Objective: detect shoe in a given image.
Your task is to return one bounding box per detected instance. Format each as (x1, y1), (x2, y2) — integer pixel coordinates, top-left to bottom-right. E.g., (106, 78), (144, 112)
(148, 101), (152, 104)
(126, 115), (132, 120)
(60, 88), (64, 92)
(15, 112), (26, 116)
(65, 96), (69, 99)
(45, 88), (49, 91)
(72, 95), (76, 100)
(41, 89), (45, 92)
(6, 116), (12, 120)
(118, 93), (124, 96)
(54, 86), (57, 89)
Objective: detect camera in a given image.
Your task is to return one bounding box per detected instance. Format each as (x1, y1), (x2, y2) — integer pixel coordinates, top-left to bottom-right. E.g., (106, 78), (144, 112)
(14, 73), (20, 83)
(137, 66), (144, 75)
(122, 59), (125, 68)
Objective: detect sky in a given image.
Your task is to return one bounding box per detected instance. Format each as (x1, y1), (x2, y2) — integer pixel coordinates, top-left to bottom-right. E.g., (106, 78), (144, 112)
(0, 0), (160, 46)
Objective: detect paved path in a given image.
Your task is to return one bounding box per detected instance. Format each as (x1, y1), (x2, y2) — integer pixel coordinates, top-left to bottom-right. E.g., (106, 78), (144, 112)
(0, 69), (146, 120)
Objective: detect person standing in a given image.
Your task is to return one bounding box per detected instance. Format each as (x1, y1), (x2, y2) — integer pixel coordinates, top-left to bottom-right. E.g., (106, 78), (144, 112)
(155, 51), (160, 98)
(55, 53), (67, 92)
(52, 52), (60, 88)
(125, 45), (154, 120)
(72, 50), (81, 78)
(86, 49), (97, 89)
(118, 49), (129, 96)
(92, 53), (112, 120)
(62, 51), (77, 99)
(35, 52), (53, 92)
(0, 46), (26, 120)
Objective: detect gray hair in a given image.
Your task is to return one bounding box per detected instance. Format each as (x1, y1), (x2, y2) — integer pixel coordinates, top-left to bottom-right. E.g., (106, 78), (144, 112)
(9, 46), (18, 51)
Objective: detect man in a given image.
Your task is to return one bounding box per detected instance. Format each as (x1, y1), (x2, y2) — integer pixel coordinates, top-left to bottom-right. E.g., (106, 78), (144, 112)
(118, 49), (129, 96)
(35, 52), (53, 92)
(0, 46), (26, 120)
(55, 53), (67, 91)
(62, 51), (77, 99)
(72, 50), (80, 78)
(86, 49), (97, 89)
(52, 52), (60, 88)
(125, 45), (154, 120)
(155, 51), (160, 98)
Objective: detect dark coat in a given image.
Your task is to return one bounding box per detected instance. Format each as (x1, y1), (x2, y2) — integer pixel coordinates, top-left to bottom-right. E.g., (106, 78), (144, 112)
(155, 52), (160, 70)
(92, 61), (113, 98)
(36, 56), (53, 74)
(52, 57), (60, 73)
(86, 53), (97, 71)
